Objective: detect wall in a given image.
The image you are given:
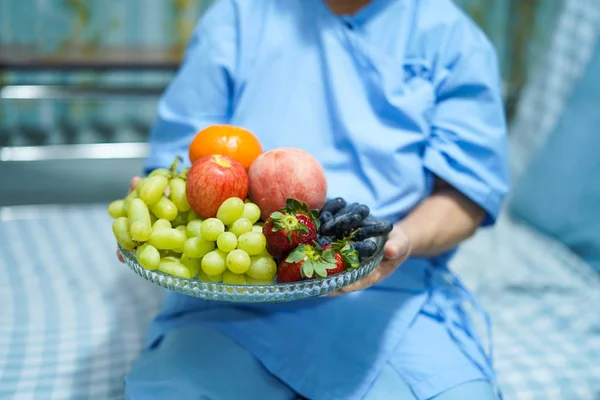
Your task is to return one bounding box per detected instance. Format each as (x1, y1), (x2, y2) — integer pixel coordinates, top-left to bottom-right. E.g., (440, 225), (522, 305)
(0, 0), (212, 53)
(0, 0), (563, 147)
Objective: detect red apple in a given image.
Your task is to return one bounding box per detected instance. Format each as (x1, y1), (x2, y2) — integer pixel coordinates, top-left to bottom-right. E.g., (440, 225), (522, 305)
(186, 154), (249, 219)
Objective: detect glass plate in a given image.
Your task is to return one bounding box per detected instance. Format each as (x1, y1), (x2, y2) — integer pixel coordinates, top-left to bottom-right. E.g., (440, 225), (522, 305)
(119, 236), (385, 303)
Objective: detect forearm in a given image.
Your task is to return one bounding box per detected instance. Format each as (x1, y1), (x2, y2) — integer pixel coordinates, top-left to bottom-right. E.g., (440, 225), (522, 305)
(398, 180), (486, 258)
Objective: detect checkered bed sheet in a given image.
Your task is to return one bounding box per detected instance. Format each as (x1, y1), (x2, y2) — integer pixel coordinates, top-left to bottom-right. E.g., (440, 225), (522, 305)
(1, 203), (599, 399)
(509, 0), (600, 179)
(452, 212), (600, 400)
(0, 205), (165, 400)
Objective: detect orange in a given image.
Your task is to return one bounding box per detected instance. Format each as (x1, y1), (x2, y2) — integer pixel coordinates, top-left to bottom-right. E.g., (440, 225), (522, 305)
(188, 125), (263, 170)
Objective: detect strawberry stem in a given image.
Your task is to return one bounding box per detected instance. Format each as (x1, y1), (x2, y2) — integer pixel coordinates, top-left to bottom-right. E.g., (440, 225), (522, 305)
(282, 215), (299, 229)
(287, 244), (338, 279)
(271, 212), (309, 240)
(283, 198), (320, 230)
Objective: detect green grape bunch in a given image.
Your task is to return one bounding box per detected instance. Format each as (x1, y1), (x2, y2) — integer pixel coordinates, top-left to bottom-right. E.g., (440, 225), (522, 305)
(108, 156), (276, 284)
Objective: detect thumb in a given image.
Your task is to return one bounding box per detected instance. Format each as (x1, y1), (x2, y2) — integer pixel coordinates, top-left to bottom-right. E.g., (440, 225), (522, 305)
(383, 227), (411, 260)
(130, 176), (142, 192)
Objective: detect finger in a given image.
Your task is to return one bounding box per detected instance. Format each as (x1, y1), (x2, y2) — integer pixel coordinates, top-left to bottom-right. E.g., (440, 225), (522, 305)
(383, 227), (411, 260)
(327, 267), (385, 296)
(116, 249), (125, 263)
(325, 257), (401, 297)
(323, 233), (410, 298)
(129, 176), (142, 192)
(345, 269), (384, 292)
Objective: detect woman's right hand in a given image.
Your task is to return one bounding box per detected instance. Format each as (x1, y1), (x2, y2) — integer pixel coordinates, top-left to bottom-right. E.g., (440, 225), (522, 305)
(116, 176), (142, 263)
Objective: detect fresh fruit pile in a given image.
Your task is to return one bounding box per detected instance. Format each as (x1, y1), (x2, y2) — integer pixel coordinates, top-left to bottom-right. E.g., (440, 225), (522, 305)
(109, 157), (276, 284)
(108, 124), (393, 285)
(269, 197), (394, 284)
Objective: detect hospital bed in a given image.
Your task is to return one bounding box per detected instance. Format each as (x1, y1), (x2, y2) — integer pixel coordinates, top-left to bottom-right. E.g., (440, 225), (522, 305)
(2, 1), (600, 399)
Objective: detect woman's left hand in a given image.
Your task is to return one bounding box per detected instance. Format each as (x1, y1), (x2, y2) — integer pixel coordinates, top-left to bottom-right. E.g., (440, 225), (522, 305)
(326, 224), (411, 297)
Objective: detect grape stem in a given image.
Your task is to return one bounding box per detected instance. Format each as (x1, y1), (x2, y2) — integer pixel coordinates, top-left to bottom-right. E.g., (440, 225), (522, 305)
(169, 155), (184, 174)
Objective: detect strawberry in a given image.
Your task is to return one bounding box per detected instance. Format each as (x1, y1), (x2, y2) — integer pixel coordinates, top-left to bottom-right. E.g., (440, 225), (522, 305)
(263, 198), (320, 258)
(322, 245), (345, 276)
(322, 240), (360, 276)
(276, 244), (338, 283)
(276, 259), (305, 283)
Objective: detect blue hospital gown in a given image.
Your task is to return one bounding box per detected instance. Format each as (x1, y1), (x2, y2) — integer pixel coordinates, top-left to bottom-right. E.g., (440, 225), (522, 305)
(135, 0), (510, 399)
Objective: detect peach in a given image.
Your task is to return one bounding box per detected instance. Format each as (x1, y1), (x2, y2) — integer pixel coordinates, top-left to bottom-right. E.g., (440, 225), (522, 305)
(248, 148), (327, 220)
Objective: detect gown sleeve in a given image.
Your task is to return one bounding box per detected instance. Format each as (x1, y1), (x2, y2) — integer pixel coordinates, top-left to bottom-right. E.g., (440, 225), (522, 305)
(423, 16), (510, 226)
(143, 0), (239, 174)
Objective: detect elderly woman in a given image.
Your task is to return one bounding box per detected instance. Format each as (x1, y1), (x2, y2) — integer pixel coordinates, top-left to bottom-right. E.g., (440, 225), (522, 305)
(122, 0), (509, 399)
